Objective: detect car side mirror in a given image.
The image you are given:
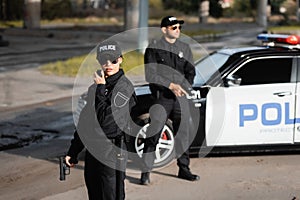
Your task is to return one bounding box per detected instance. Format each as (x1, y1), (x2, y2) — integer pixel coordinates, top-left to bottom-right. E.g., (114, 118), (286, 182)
(225, 75), (242, 87)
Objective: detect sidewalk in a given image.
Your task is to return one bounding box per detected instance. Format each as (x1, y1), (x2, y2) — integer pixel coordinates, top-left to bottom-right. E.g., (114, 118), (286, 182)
(0, 68), (77, 109)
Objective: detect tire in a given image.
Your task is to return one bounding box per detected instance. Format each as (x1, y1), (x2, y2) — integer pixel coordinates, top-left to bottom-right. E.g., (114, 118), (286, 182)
(132, 115), (175, 168)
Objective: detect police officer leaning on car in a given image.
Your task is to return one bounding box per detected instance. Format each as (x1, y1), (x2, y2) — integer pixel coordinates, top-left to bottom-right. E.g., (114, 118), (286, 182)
(140, 16), (200, 185)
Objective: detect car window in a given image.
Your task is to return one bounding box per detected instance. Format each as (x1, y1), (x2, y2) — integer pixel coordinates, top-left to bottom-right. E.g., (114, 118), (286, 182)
(233, 57), (293, 85)
(194, 52), (230, 86)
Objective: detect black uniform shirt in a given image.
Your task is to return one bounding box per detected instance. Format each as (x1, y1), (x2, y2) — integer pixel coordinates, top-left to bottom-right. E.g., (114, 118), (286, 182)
(67, 69), (136, 161)
(144, 36), (195, 95)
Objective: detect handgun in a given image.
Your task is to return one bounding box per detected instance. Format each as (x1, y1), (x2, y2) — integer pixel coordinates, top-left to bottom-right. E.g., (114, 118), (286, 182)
(59, 156), (70, 181)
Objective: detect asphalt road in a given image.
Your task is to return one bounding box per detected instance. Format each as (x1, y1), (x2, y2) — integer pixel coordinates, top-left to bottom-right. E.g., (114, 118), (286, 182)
(0, 97), (80, 199)
(1, 96), (300, 200)
(1, 96), (300, 199)
(2, 23), (300, 199)
(0, 92), (300, 200)
(0, 35), (95, 72)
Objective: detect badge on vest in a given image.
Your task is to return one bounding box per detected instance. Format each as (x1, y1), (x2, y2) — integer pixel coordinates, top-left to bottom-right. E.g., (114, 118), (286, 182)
(178, 51), (183, 58)
(114, 92), (129, 108)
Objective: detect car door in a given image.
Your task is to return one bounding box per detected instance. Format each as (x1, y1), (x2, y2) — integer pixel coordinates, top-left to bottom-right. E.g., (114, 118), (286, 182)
(294, 57), (300, 142)
(206, 56), (297, 146)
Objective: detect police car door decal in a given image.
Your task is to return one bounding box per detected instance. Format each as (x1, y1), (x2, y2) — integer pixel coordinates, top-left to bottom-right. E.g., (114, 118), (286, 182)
(206, 83), (296, 146)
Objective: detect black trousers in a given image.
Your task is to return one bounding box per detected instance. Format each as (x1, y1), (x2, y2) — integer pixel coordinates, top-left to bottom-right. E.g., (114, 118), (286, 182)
(84, 139), (126, 200)
(142, 94), (191, 172)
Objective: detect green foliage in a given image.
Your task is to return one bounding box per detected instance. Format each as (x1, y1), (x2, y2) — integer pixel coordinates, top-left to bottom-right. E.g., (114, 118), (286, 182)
(233, 0), (252, 12)
(149, 0), (163, 8)
(39, 51), (145, 77)
(122, 50), (144, 73)
(160, 0), (223, 17)
(268, 25), (300, 34)
(161, 0), (200, 14)
(183, 28), (225, 37)
(209, 0), (223, 18)
(38, 26), (228, 78)
(1, 0), (23, 20)
(232, 0), (255, 17)
(270, 0), (286, 14)
(41, 0), (73, 20)
(0, 20), (23, 28)
(39, 55), (86, 77)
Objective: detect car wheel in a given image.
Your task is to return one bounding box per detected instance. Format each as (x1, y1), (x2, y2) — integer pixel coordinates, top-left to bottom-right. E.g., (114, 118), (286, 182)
(134, 116), (175, 168)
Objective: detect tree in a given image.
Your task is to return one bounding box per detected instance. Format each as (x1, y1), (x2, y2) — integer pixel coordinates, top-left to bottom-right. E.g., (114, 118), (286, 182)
(41, 0), (72, 20)
(24, 0), (41, 29)
(124, 0), (139, 30)
(256, 0), (268, 27)
(0, 0), (23, 20)
(209, 0), (223, 18)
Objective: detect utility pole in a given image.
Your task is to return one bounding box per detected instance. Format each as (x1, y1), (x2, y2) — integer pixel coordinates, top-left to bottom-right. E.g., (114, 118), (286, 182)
(297, 0), (300, 22)
(138, 0), (148, 52)
(199, 0), (209, 23)
(256, 0), (268, 27)
(23, 0), (41, 29)
(124, 0), (148, 52)
(124, 0), (139, 30)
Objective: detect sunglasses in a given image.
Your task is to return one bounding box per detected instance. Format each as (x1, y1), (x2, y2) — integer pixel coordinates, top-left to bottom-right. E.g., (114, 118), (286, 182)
(168, 25), (182, 31)
(100, 58), (119, 66)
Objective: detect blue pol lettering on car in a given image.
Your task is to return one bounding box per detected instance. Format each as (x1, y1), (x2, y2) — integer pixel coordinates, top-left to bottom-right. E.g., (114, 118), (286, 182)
(239, 102), (300, 127)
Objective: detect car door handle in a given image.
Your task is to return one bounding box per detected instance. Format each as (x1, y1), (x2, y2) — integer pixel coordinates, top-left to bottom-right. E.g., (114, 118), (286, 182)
(273, 91), (292, 97)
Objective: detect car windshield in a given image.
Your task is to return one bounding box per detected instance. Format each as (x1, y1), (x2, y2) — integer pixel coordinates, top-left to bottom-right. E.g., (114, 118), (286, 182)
(193, 52), (230, 87)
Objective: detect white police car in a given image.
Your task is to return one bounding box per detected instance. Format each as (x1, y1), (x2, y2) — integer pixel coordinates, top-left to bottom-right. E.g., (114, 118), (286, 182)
(132, 34), (300, 167)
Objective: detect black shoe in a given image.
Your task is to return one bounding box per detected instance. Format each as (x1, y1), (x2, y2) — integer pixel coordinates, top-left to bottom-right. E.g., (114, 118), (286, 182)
(178, 169), (200, 181)
(140, 172), (150, 185)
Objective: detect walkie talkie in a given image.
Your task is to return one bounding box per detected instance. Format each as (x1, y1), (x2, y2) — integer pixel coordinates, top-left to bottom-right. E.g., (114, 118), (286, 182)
(96, 69), (103, 77)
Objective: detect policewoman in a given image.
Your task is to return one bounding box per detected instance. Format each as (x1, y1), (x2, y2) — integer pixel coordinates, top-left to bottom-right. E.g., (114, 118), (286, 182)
(65, 40), (136, 200)
(140, 16), (199, 185)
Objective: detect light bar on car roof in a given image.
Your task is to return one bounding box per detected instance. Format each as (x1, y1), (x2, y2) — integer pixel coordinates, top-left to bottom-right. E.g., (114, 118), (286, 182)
(257, 33), (300, 45)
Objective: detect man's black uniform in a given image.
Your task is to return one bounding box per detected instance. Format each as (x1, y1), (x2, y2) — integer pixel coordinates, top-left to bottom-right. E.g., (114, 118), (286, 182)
(67, 69), (136, 200)
(141, 35), (197, 181)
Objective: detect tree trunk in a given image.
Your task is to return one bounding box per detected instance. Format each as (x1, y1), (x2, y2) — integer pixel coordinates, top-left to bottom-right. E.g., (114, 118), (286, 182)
(23, 0), (41, 29)
(124, 0), (139, 30)
(256, 0), (268, 27)
(199, 0), (209, 24)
